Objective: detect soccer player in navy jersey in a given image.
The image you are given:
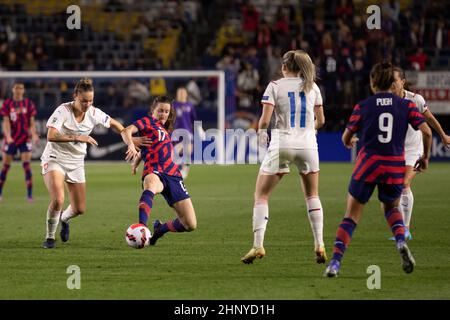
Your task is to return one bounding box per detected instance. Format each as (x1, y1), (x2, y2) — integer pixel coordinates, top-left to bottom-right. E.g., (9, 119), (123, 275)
(121, 96), (197, 246)
(0, 82), (39, 202)
(324, 62), (432, 277)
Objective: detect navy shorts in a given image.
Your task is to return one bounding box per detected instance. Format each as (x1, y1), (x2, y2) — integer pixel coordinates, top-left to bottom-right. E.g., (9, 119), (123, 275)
(3, 141), (32, 155)
(348, 178), (403, 204)
(144, 172), (190, 206)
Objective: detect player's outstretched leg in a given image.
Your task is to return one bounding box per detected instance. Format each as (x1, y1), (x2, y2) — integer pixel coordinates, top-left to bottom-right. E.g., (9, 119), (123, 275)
(150, 218), (188, 245)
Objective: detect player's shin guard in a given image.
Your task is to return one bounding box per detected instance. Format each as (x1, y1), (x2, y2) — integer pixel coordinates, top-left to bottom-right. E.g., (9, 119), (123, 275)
(306, 196), (324, 248)
(253, 201), (269, 248)
(400, 188), (414, 228)
(0, 163), (11, 195)
(46, 209), (61, 240)
(332, 217), (357, 262)
(22, 162), (32, 199)
(385, 207), (405, 243)
(138, 190), (154, 225)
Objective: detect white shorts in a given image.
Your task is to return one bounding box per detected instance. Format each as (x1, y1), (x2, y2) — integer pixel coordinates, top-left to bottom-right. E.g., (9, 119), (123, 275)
(405, 148), (423, 167)
(260, 148), (319, 175)
(41, 160), (86, 183)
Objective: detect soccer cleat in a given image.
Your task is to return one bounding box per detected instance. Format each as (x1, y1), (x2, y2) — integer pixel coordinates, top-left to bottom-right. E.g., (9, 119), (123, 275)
(397, 241), (415, 274)
(324, 259), (341, 277)
(27, 197), (34, 203)
(42, 238), (55, 249)
(60, 221), (70, 242)
(0, 195), (3, 202)
(149, 220), (164, 246)
(315, 245), (328, 264)
(241, 247), (266, 264)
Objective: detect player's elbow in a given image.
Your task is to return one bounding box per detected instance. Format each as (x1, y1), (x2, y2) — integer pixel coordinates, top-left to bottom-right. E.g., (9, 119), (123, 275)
(420, 123), (432, 138)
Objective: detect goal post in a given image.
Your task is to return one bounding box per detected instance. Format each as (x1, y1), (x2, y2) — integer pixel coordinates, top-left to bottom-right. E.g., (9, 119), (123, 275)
(0, 70), (226, 164)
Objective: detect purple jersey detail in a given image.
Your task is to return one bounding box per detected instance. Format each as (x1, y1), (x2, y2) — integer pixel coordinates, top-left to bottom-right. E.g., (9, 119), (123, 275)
(1, 98), (37, 145)
(133, 116), (181, 177)
(173, 101), (197, 133)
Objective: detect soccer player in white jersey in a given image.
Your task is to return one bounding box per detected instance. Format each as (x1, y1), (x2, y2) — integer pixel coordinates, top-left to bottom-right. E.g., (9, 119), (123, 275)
(241, 50), (327, 264)
(41, 78), (149, 249)
(388, 67), (450, 240)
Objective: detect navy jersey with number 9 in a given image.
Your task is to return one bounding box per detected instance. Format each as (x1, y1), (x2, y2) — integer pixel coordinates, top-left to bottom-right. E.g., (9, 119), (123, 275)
(346, 92), (425, 184)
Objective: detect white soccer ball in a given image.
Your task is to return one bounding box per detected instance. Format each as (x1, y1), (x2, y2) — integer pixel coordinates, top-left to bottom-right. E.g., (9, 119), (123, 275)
(125, 223), (151, 249)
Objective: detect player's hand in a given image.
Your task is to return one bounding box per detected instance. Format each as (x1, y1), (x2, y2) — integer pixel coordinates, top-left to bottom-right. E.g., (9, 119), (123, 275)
(5, 136), (13, 144)
(413, 156), (429, 173)
(125, 145), (139, 162)
(77, 135), (98, 146)
(258, 130), (269, 148)
(442, 134), (450, 149)
(345, 136), (359, 149)
(132, 136), (152, 148)
(131, 152), (141, 175)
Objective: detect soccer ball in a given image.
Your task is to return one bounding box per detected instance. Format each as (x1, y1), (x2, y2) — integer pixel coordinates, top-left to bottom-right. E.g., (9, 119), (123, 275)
(125, 223), (151, 249)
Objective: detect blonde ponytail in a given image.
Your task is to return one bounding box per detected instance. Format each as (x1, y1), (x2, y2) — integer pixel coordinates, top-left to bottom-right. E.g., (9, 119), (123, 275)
(294, 50), (316, 93)
(282, 50), (316, 93)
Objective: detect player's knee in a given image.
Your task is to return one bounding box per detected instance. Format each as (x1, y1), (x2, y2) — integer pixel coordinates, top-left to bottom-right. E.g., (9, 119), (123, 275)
(50, 195), (64, 208)
(185, 220), (197, 232)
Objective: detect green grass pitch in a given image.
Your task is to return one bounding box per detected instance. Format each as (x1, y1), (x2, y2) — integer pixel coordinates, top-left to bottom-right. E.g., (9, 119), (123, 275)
(0, 162), (449, 299)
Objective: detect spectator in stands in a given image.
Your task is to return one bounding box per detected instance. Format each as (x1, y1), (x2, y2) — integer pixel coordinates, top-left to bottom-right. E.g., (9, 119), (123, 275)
(22, 51), (38, 71)
(408, 47), (428, 70)
(237, 61), (260, 111)
(241, 2), (260, 43)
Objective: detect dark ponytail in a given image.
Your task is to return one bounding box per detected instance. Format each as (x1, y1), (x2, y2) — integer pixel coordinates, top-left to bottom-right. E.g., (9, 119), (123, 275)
(370, 62), (394, 91)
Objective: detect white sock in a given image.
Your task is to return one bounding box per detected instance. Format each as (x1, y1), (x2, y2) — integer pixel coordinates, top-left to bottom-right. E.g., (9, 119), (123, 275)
(61, 205), (77, 223)
(46, 209), (61, 239)
(306, 196), (324, 248)
(400, 188), (414, 228)
(252, 202), (269, 248)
